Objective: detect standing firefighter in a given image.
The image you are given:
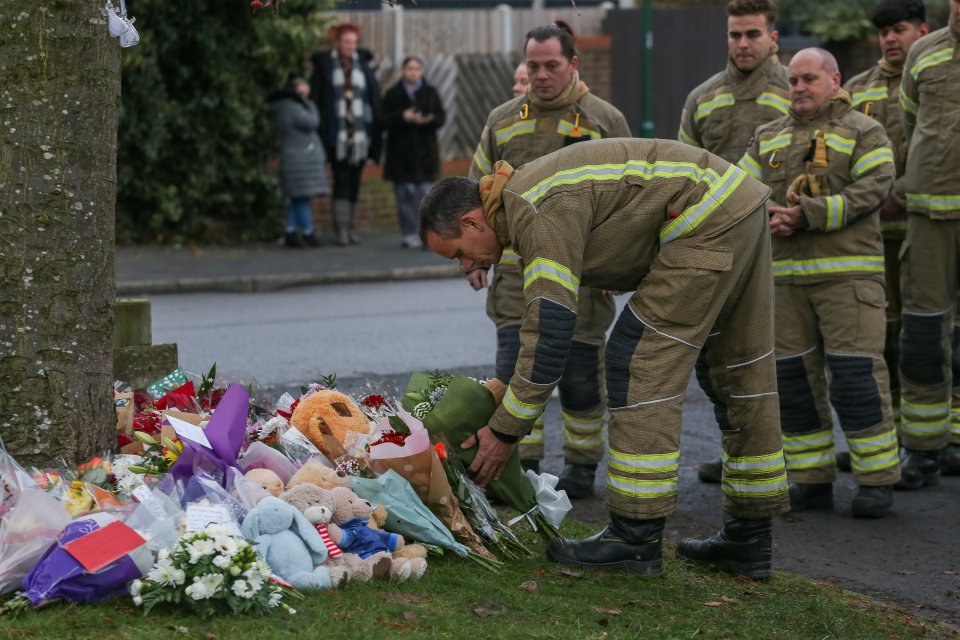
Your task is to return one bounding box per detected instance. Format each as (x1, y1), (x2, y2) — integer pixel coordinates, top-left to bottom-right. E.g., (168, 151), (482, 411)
(842, 0), (929, 454)
(422, 138), (789, 578)
(897, 0), (960, 483)
(678, 0), (790, 483)
(466, 22), (631, 497)
(739, 48), (900, 517)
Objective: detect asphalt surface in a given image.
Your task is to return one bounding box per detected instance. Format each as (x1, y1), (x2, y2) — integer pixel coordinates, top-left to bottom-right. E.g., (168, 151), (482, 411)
(119, 235), (960, 630)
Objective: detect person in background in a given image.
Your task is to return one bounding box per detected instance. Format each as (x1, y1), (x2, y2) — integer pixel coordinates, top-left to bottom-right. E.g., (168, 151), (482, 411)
(512, 62), (530, 98)
(268, 75), (329, 248)
(311, 23), (381, 247)
(381, 56), (447, 250)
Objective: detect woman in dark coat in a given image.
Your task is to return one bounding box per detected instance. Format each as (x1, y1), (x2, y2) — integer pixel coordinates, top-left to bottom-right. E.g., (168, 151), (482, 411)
(310, 23), (381, 246)
(268, 76), (329, 248)
(380, 56), (446, 249)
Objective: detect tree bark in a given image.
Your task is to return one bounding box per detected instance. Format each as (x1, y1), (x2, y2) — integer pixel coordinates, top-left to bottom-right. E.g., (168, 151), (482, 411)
(0, 1), (119, 466)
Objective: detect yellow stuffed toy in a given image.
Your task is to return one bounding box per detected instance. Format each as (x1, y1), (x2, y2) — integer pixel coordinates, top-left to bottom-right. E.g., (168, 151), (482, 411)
(289, 390), (371, 461)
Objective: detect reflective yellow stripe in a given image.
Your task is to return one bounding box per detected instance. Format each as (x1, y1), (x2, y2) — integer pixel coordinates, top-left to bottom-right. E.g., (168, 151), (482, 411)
(782, 429), (834, 451)
(563, 430), (605, 450)
(784, 449), (836, 470)
(822, 131), (855, 155)
(900, 90), (918, 116)
(722, 450), (785, 474)
(472, 144), (491, 175)
(851, 86), (888, 107)
(759, 133), (792, 156)
(772, 255), (885, 278)
(503, 386), (544, 421)
(910, 47), (955, 80)
(660, 164), (746, 245)
(608, 449), (679, 474)
(520, 424), (544, 445)
(738, 152), (762, 180)
(851, 449), (899, 472)
(607, 472), (679, 498)
(906, 193), (960, 212)
(851, 147), (894, 179)
(499, 249), (520, 265)
(520, 160), (723, 205)
(900, 400), (950, 437)
(847, 430), (897, 455)
(557, 119), (601, 139)
(756, 92), (790, 115)
(694, 93), (734, 121)
(678, 127), (700, 147)
(825, 195), (846, 231)
(722, 473), (788, 497)
(494, 120), (536, 146)
(523, 257), (580, 295)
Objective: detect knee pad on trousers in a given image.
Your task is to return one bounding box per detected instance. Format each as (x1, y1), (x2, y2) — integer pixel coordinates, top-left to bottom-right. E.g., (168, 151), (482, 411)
(530, 299), (577, 385)
(900, 312), (945, 386)
(776, 355), (820, 434)
(495, 324), (521, 384)
(605, 308), (645, 409)
(557, 341), (603, 411)
(826, 354), (884, 432)
(694, 352), (730, 430)
(884, 320), (900, 392)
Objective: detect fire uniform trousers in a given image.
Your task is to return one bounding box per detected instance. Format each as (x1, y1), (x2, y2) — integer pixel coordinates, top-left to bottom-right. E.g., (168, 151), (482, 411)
(739, 91), (900, 486)
(481, 138), (789, 520)
(898, 26), (960, 451)
(469, 76), (630, 464)
(845, 60), (910, 420)
(678, 52), (790, 163)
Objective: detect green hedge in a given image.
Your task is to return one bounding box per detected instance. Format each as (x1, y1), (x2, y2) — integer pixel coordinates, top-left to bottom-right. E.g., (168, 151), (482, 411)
(116, 0), (332, 244)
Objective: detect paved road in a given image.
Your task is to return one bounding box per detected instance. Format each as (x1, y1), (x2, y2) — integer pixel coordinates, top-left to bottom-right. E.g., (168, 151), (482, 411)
(149, 278), (960, 627)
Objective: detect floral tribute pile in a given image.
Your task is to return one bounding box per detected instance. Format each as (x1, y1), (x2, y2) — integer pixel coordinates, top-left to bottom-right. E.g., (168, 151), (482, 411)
(0, 367), (570, 618)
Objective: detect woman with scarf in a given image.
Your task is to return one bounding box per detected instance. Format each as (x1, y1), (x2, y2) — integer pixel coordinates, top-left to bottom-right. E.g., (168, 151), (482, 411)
(380, 56), (446, 249)
(311, 23), (381, 246)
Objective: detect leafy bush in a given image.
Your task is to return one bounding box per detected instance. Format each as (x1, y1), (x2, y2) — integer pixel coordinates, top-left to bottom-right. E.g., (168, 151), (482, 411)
(117, 1), (332, 244)
(780, 0), (951, 43)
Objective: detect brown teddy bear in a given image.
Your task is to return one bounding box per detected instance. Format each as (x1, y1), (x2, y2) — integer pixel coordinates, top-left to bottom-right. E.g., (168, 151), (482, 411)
(289, 390), (371, 461)
(287, 460), (351, 491)
(327, 486), (427, 581)
(245, 468), (284, 497)
(280, 483), (390, 584)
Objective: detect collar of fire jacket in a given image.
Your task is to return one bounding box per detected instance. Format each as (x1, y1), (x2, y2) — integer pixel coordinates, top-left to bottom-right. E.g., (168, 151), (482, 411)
(877, 57), (903, 76)
(790, 88), (852, 124)
(725, 44), (781, 96)
(480, 160), (515, 247)
(525, 72), (590, 110)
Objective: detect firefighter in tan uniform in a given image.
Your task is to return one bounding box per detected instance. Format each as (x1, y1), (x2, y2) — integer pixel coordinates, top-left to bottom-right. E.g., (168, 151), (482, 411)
(897, 0), (960, 483)
(466, 23), (631, 498)
(739, 48), (901, 518)
(678, 0), (790, 484)
(842, 0), (929, 452)
(421, 138), (789, 578)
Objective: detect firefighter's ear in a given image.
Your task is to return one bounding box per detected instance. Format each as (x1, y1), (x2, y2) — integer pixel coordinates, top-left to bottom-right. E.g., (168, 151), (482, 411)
(460, 208), (486, 232)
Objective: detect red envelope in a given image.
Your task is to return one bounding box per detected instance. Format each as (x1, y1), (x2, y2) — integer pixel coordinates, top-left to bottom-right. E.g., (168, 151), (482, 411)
(62, 521), (146, 573)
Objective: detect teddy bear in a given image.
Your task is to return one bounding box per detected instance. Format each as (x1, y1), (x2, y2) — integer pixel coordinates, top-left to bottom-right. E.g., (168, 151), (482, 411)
(280, 483), (391, 584)
(289, 390), (372, 461)
(240, 496), (346, 589)
(327, 485), (427, 581)
(244, 468), (284, 497)
(287, 461), (350, 491)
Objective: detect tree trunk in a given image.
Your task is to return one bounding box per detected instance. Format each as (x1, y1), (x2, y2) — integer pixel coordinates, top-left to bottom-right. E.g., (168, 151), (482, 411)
(0, 1), (119, 466)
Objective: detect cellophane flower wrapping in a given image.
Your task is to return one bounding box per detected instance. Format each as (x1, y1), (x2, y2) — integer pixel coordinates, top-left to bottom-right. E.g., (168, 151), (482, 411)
(0, 490), (72, 594)
(401, 373), (537, 514)
(130, 523), (298, 618)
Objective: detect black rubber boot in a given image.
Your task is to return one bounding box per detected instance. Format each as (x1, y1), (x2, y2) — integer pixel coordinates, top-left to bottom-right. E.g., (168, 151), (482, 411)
(302, 232), (321, 248)
(284, 231), (303, 248)
(851, 485), (893, 519)
(555, 462), (597, 499)
(696, 457), (723, 484)
(676, 514), (773, 579)
(788, 482), (833, 511)
(940, 444), (960, 476)
(519, 459), (540, 474)
(546, 513), (664, 575)
(895, 448), (940, 490)
(836, 451), (852, 473)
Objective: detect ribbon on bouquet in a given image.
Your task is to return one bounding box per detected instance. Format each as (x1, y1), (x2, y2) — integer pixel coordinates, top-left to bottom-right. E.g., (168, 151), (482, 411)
(507, 470), (572, 531)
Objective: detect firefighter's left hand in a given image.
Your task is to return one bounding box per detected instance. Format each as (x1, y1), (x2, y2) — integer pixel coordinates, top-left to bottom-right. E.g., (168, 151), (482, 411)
(769, 193), (803, 236)
(461, 426), (516, 487)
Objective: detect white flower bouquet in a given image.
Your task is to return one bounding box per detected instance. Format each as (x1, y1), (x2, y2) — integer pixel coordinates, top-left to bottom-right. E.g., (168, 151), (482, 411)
(130, 523), (300, 617)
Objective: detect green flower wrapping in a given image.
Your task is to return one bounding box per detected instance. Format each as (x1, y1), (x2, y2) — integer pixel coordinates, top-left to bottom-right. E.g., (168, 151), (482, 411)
(401, 373), (537, 514)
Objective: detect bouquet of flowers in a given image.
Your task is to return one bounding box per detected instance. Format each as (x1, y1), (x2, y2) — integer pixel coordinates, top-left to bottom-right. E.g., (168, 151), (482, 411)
(130, 523), (300, 617)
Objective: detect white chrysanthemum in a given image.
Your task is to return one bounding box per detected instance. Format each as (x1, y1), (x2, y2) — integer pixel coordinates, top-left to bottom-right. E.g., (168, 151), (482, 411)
(214, 535), (238, 558)
(129, 579), (142, 597)
(205, 523), (229, 538)
(199, 573), (224, 595)
(157, 548), (170, 562)
(287, 607), (297, 615)
(212, 554), (232, 569)
(117, 473), (143, 494)
(132, 594), (143, 606)
(188, 538), (215, 564)
(268, 590), (283, 607)
(231, 579), (256, 599)
(185, 582), (210, 600)
(147, 561), (180, 586)
(171, 569), (186, 586)
(256, 559), (272, 579)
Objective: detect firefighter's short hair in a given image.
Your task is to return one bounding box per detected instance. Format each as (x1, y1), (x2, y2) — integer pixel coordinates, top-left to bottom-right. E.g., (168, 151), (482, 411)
(727, 0), (778, 30)
(419, 177), (482, 241)
(871, 0), (926, 29)
(524, 20), (578, 61)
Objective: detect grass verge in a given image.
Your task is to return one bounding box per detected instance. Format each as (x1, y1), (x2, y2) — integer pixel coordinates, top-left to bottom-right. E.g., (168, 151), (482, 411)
(3, 521), (956, 640)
